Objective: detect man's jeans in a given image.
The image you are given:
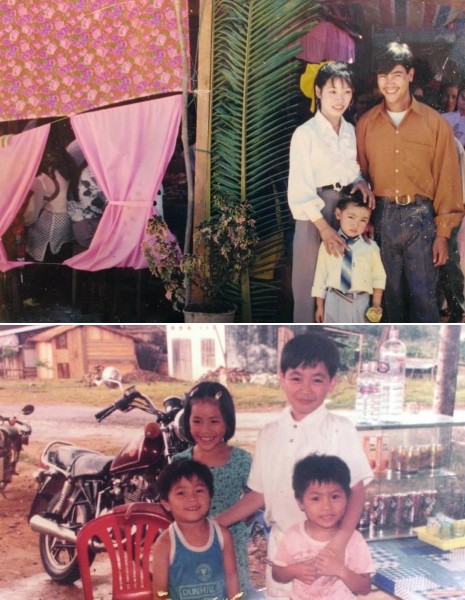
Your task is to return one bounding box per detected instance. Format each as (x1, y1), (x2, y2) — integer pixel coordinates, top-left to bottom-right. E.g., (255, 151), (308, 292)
(438, 225), (465, 321)
(372, 198), (440, 323)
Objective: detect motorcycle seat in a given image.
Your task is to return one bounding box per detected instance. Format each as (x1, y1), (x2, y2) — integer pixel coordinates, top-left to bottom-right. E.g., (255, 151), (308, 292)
(51, 446), (103, 471)
(71, 453), (114, 478)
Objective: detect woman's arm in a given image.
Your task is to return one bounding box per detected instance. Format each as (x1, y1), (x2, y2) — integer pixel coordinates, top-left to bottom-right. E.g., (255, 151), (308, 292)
(152, 531), (171, 599)
(221, 527), (241, 599)
(216, 490), (264, 528)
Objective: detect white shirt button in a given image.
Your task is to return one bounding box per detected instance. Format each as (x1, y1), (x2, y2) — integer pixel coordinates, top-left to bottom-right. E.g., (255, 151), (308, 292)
(395, 169), (399, 173)
(396, 130), (399, 134)
(395, 150), (399, 153)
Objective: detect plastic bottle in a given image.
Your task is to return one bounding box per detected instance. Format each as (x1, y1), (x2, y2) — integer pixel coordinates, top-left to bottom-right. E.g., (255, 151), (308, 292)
(368, 360), (382, 423)
(355, 362), (373, 423)
(378, 328), (406, 421)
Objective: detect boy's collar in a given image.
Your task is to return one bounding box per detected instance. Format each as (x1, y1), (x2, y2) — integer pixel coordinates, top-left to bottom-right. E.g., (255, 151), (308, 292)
(281, 403), (328, 425)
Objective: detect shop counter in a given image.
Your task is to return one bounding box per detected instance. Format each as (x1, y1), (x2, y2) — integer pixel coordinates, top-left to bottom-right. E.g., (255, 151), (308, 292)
(370, 537), (465, 599)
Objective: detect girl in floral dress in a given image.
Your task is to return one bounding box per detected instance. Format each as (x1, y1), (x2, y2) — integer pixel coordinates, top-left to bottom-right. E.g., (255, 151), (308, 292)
(172, 381), (252, 598)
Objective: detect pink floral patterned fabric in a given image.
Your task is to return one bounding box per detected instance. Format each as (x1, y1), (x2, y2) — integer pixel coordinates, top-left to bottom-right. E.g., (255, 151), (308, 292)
(0, 0), (189, 120)
(0, 125), (50, 271)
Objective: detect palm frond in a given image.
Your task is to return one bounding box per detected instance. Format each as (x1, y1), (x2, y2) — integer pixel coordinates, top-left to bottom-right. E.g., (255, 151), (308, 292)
(210, 0), (319, 321)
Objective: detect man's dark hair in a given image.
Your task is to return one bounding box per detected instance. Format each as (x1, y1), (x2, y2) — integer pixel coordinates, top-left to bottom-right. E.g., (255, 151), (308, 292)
(293, 454), (351, 500)
(183, 381), (236, 442)
(374, 42), (414, 75)
(336, 190), (372, 213)
(280, 332), (339, 378)
(157, 459), (214, 501)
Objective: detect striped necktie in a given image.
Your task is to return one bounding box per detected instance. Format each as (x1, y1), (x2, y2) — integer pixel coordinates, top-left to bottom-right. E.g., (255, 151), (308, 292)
(339, 232), (359, 293)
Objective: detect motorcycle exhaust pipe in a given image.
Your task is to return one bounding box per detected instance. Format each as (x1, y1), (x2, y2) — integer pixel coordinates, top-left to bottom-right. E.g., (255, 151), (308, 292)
(29, 515), (77, 544)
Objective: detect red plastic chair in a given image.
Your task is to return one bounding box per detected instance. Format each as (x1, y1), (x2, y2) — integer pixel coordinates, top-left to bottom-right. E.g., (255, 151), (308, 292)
(76, 502), (173, 600)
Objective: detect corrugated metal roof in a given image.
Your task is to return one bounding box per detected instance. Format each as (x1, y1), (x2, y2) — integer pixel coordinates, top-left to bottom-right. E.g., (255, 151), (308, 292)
(0, 325), (53, 337)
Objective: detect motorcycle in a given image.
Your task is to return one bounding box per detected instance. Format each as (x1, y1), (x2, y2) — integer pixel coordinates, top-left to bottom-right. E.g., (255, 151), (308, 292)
(28, 368), (189, 584)
(0, 404), (34, 492)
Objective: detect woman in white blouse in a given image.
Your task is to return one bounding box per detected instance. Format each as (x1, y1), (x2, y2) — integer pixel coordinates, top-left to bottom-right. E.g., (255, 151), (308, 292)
(288, 62), (374, 322)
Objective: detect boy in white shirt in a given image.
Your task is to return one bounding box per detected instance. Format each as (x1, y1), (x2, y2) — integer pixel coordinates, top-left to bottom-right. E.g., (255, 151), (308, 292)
(217, 332), (373, 600)
(312, 192), (386, 323)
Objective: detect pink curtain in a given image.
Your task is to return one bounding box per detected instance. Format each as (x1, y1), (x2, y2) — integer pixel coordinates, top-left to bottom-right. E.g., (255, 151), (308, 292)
(0, 125), (50, 272)
(297, 22), (355, 64)
(64, 95), (182, 271)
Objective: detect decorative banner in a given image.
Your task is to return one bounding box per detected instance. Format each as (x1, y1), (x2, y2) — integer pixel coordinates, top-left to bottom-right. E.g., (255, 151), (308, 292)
(0, 0), (189, 121)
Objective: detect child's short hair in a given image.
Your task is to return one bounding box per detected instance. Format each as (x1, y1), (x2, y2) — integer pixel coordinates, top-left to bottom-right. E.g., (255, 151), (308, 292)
(374, 42), (414, 75)
(293, 454), (351, 500)
(336, 190), (372, 213)
(157, 459), (214, 501)
(183, 381), (236, 442)
(280, 332), (339, 378)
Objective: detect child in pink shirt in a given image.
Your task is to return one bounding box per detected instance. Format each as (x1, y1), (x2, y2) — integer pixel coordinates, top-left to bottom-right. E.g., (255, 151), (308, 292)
(272, 454), (373, 600)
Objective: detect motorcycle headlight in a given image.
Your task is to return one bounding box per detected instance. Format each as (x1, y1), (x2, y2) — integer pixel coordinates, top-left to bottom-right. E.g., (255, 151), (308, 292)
(172, 409), (190, 443)
(163, 396), (183, 416)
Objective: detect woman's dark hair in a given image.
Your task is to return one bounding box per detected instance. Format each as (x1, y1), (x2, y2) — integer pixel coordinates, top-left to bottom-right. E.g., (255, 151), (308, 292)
(293, 454), (351, 500)
(314, 62), (354, 110)
(183, 381), (236, 442)
(280, 332), (339, 378)
(374, 42), (414, 75)
(157, 459), (214, 501)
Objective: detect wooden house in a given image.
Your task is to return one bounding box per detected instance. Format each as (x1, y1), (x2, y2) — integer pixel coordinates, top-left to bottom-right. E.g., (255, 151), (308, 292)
(29, 325), (138, 380)
(0, 325), (52, 379)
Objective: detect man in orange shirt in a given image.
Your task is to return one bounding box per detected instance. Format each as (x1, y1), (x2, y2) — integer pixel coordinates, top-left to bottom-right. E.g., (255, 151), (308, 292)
(357, 42), (463, 323)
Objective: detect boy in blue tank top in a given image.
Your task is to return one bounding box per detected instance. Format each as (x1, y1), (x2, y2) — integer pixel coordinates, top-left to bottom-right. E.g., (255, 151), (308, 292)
(152, 460), (240, 600)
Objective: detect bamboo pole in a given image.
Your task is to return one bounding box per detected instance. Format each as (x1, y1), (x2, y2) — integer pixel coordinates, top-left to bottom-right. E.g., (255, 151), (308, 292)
(193, 0), (213, 227)
(190, 0), (213, 303)
(174, 0), (194, 306)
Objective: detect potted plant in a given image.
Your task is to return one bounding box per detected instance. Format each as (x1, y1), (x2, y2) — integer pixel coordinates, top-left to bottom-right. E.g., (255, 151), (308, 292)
(142, 194), (258, 322)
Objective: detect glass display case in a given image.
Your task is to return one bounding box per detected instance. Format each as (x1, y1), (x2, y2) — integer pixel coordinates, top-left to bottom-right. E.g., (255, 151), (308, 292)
(354, 411), (465, 541)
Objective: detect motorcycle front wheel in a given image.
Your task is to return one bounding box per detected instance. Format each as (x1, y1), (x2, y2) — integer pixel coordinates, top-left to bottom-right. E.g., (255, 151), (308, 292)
(39, 491), (95, 584)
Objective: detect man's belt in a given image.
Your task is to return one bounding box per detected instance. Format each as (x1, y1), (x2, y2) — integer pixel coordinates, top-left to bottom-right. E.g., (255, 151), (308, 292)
(376, 194), (430, 206)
